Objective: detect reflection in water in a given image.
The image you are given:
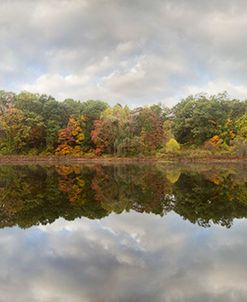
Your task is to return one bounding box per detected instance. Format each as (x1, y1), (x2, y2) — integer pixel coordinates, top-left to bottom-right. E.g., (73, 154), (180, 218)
(1, 213), (247, 301)
(0, 163), (246, 228)
(0, 163), (246, 301)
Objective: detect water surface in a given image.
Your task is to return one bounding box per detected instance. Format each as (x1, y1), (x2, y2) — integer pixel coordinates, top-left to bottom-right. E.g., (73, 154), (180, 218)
(0, 163), (246, 301)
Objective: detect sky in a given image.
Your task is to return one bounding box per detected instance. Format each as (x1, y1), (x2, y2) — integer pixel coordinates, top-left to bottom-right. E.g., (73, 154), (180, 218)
(1, 0), (247, 107)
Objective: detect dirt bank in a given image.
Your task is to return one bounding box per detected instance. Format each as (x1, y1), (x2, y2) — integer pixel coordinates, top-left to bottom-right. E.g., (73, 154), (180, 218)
(0, 155), (246, 165)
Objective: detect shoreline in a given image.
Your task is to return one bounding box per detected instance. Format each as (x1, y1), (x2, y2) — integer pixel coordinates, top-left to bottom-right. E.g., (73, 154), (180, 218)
(0, 155), (246, 165)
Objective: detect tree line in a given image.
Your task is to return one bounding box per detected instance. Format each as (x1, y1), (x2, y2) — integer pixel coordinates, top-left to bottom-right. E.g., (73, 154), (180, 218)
(0, 90), (246, 156)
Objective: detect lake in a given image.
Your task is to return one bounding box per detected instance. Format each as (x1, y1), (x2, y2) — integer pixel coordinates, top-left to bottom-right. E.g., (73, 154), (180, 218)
(0, 162), (246, 301)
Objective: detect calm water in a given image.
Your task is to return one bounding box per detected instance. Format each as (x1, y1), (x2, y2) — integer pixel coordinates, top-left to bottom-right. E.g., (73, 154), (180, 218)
(0, 163), (246, 301)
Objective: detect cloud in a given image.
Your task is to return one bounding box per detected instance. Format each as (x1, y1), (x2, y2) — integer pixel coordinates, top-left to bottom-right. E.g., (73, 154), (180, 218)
(185, 80), (247, 99)
(1, 0), (247, 106)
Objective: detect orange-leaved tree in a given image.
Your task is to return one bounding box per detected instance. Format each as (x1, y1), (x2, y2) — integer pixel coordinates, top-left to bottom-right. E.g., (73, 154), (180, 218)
(55, 115), (85, 155)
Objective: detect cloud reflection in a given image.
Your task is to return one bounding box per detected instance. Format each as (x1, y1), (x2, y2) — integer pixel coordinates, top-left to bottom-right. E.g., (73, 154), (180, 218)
(0, 212), (246, 301)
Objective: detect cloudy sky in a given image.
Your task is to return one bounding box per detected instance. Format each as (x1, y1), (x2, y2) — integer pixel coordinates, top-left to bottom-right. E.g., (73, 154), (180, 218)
(1, 0), (247, 107)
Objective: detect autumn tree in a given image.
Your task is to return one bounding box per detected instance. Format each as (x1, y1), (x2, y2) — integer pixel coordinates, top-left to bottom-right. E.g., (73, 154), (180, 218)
(55, 116), (85, 155)
(80, 100), (109, 150)
(141, 108), (163, 152)
(131, 107), (164, 153)
(91, 105), (130, 155)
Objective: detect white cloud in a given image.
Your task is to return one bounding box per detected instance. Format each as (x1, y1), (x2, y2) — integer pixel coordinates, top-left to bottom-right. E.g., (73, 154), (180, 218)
(185, 80), (247, 99)
(1, 0), (247, 106)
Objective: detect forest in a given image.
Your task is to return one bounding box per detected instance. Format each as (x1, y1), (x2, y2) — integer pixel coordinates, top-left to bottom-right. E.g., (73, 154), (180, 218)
(0, 90), (246, 158)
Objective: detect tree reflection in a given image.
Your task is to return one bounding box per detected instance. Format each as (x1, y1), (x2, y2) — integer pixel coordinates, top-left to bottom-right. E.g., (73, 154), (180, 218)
(0, 164), (246, 228)
(165, 171), (247, 228)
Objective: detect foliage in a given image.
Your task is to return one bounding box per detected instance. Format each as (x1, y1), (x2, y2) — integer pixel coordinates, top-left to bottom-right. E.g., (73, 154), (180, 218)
(172, 93), (247, 146)
(0, 108), (45, 154)
(55, 116), (85, 155)
(233, 138), (247, 158)
(138, 108), (164, 153)
(0, 90), (15, 114)
(166, 138), (181, 152)
(91, 105), (129, 155)
(91, 105), (164, 155)
(236, 113), (247, 139)
(203, 135), (223, 152)
(80, 100), (109, 150)
(0, 90), (246, 156)
(232, 113), (247, 157)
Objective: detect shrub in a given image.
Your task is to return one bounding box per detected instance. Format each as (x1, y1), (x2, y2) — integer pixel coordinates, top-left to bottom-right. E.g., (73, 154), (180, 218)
(203, 135), (221, 151)
(166, 138), (181, 152)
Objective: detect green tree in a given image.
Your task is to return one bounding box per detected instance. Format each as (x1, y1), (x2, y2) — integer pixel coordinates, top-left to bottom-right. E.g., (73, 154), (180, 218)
(172, 93), (245, 145)
(233, 113), (247, 157)
(0, 108), (45, 154)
